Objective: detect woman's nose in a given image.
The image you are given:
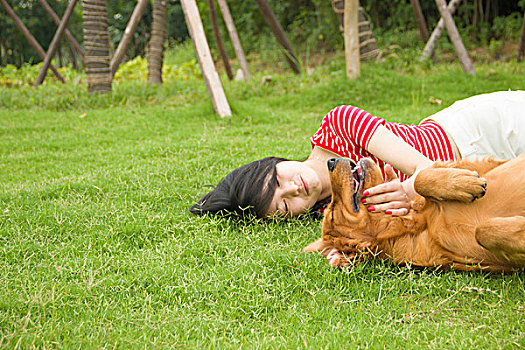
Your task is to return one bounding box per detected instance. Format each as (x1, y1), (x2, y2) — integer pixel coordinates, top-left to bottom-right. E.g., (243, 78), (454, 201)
(282, 180), (299, 196)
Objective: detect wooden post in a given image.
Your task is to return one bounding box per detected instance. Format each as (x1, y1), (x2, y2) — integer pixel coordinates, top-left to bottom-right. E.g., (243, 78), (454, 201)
(216, 0), (250, 81)
(420, 0), (462, 62)
(434, 0), (474, 74)
(0, 0), (65, 82)
(410, 0), (429, 42)
(37, 0), (85, 61)
(110, 0), (149, 76)
(344, 0), (359, 79)
(330, 1), (380, 61)
(518, 11), (525, 62)
(34, 0), (79, 86)
(180, 0), (231, 117)
(254, 0), (300, 74)
(207, 0), (233, 80)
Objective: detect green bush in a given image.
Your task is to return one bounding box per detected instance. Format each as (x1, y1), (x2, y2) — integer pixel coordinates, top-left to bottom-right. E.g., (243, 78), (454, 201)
(0, 62), (80, 87)
(113, 56), (201, 83)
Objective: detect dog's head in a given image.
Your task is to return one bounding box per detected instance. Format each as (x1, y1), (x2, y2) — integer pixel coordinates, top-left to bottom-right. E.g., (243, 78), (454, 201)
(304, 158), (386, 260)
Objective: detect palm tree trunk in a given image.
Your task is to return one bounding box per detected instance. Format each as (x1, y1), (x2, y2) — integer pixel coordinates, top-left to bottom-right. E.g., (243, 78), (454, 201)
(147, 0), (168, 84)
(82, 0), (112, 93)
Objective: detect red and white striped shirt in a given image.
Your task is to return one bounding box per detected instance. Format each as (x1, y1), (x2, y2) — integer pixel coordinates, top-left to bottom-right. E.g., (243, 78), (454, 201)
(310, 105), (457, 181)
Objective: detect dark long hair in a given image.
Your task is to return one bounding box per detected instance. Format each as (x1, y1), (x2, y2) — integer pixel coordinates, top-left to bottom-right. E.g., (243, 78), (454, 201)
(190, 157), (288, 219)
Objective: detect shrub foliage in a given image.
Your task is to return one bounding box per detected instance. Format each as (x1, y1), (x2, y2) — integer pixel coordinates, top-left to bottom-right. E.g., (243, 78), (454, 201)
(0, 0), (524, 68)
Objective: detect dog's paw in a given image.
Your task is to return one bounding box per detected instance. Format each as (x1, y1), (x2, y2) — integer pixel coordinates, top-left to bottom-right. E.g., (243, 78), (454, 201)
(415, 168), (487, 202)
(326, 249), (355, 267)
(447, 169), (487, 202)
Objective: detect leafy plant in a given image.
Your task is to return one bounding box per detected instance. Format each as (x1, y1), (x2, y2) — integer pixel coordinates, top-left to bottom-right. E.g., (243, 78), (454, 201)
(0, 62), (80, 87)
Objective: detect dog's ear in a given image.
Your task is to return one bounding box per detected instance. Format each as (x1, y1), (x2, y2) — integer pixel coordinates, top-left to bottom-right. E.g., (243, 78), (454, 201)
(303, 238), (326, 253)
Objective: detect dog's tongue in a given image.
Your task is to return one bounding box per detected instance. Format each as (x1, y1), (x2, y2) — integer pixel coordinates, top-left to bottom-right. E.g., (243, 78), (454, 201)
(352, 164), (362, 194)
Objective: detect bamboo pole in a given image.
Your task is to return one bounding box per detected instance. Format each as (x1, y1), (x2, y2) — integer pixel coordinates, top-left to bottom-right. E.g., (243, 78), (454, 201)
(207, 0), (233, 80)
(35, 0), (79, 86)
(409, 0), (429, 42)
(37, 0), (85, 61)
(180, 0), (231, 117)
(518, 11), (525, 62)
(0, 0), (65, 82)
(344, 0), (359, 79)
(216, 0), (250, 81)
(434, 0), (474, 74)
(110, 0), (149, 76)
(254, 0), (300, 74)
(420, 0), (462, 62)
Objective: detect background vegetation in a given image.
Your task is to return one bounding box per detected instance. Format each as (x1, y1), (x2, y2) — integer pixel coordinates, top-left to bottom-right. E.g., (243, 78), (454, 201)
(1, 0), (525, 68)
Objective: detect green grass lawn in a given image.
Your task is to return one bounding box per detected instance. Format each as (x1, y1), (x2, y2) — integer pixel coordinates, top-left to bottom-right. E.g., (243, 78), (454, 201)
(1, 52), (524, 348)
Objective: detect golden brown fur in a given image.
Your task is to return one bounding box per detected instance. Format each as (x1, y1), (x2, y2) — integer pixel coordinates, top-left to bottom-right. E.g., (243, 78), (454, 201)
(304, 155), (525, 273)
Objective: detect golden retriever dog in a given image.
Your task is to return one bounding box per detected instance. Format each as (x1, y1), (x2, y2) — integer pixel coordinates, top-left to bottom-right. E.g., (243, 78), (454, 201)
(304, 155), (525, 273)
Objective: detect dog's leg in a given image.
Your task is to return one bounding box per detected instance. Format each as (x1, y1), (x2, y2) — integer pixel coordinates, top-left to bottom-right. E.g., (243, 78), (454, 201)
(303, 239), (356, 267)
(476, 216), (525, 266)
(414, 165), (487, 202)
(441, 157), (508, 176)
(303, 238), (325, 252)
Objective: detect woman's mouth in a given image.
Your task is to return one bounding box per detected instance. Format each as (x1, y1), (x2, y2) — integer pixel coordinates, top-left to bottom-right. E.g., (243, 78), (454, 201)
(301, 176), (309, 195)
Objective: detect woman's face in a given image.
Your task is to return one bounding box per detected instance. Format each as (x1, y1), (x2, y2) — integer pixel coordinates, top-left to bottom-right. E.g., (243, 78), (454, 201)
(266, 161), (322, 217)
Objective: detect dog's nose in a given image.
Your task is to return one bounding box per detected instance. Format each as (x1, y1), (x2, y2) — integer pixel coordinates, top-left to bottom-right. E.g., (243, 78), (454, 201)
(327, 158), (338, 172)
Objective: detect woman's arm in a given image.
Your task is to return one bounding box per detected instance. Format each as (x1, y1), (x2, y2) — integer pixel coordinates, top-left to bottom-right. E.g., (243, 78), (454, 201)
(364, 125), (434, 216)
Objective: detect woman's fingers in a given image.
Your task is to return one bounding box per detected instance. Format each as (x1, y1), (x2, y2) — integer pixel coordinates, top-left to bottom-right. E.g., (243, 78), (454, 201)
(364, 181), (408, 204)
(366, 201), (410, 213)
(363, 171), (411, 216)
(384, 163), (399, 182)
(364, 180), (401, 196)
(389, 208), (410, 216)
(364, 191), (408, 205)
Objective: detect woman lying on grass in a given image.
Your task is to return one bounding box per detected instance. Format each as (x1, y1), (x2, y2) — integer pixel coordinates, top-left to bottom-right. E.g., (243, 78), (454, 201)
(191, 90), (525, 219)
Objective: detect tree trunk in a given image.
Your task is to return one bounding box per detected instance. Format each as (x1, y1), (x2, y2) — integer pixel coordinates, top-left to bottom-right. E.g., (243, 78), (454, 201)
(254, 0), (300, 74)
(420, 0), (462, 62)
(0, 0), (65, 82)
(207, 0), (233, 80)
(180, 0), (231, 117)
(82, 0), (112, 93)
(344, 0), (359, 79)
(434, 0), (474, 74)
(37, 0), (85, 61)
(409, 0), (429, 42)
(217, 0), (250, 81)
(330, 1), (380, 61)
(518, 11), (525, 62)
(147, 0), (168, 84)
(111, 0), (149, 76)
(35, 0), (78, 86)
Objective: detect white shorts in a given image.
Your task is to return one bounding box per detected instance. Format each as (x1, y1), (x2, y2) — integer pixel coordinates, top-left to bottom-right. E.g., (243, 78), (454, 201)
(423, 91), (525, 160)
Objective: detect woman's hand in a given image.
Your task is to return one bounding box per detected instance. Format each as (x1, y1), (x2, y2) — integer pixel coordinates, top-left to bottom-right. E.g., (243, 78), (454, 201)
(362, 164), (415, 216)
